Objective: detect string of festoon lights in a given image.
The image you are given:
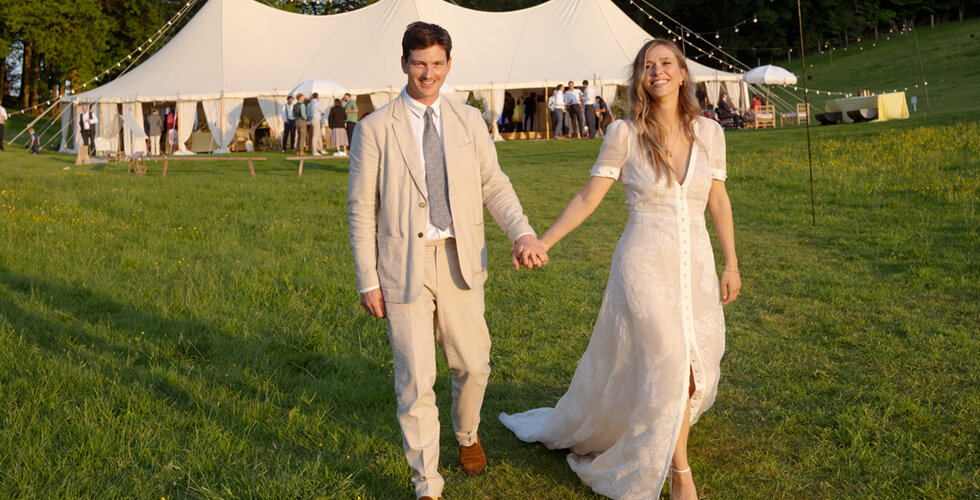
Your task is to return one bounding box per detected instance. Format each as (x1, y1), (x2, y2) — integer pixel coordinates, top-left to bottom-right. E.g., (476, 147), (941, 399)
(627, 0), (922, 99)
(10, 0), (202, 116)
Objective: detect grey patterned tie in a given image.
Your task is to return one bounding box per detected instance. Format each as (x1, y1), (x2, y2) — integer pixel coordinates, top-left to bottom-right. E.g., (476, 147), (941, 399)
(423, 107), (452, 230)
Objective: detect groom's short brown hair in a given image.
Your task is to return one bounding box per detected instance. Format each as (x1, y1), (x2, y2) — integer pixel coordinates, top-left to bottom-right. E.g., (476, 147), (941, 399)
(402, 22), (452, 60)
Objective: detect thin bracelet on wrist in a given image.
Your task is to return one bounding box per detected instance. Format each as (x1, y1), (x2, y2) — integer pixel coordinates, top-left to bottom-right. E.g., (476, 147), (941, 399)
(723, 269), (739, 274)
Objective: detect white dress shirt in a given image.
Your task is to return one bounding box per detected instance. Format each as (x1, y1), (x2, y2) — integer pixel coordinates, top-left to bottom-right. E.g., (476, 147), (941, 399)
(564, 90), (581, 107)
(402, 88), (457, 243)
(553, 90), (565, 110)
(0, 105), (7, 123)
(583, 85), (597, 105)
(309, 99), (322, 121)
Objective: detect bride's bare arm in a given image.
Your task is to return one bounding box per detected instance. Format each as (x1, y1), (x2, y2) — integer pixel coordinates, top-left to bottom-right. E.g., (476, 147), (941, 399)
(706, 179), (741, 305)
(539, 176), (616, 250)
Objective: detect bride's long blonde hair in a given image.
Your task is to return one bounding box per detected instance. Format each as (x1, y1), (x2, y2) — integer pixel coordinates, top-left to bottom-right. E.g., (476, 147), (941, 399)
(627, 39), (700, 180)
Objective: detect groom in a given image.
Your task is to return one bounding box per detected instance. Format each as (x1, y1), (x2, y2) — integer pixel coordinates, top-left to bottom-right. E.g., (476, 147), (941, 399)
(347, 22), (547, 499)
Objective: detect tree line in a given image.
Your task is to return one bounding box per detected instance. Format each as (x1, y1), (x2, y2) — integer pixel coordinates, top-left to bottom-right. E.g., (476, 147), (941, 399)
(2, 0), (976, 112)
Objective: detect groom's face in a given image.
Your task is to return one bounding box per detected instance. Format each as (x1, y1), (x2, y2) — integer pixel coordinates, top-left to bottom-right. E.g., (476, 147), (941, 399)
(402, 44), (451, 107)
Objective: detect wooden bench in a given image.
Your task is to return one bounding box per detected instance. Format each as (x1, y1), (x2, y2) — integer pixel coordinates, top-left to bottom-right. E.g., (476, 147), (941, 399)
(141, 156), (266, 177)
(127, 153), (148, 175)
(286, 155), (346, 176)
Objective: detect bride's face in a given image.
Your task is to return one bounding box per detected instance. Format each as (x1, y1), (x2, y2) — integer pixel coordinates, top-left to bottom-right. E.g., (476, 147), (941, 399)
(643, 44), (687, 101)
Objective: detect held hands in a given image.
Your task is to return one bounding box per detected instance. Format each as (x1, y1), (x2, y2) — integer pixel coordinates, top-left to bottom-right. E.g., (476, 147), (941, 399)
(360, 288), (386, 318)
(511, 234), (549, 270)
(720, 269), (741, 306)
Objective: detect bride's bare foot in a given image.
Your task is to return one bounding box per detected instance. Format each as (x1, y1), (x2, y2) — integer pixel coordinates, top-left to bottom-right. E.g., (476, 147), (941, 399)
(669, 466), (698, 500)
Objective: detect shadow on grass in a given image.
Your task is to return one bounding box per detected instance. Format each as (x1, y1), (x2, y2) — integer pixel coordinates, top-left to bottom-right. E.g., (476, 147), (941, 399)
(0, 265), (413, 497)
(0, 263), (598, 497)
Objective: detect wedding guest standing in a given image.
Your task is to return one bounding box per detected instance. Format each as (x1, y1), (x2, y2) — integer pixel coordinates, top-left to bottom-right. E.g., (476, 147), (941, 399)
(549, 85), (565, 139)
(502, 39), (740, 500)
(564, 80), (584, 138)
(328, 98), (348, 155)
(281, 95), (295, 152)
(293, 93), (308, 155)
(582, 79), (598, 138)
(309, 92), (325, 156)
(147, 108), (163, 156)
(522, 92), (536, 133)
(78, 104), (98, 154)
(594, 95), (611, 136)
(343, 93), (358, 144)
(0, 102), (8, 151)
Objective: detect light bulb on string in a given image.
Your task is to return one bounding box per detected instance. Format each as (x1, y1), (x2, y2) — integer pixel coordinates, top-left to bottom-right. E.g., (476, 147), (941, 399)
(734, 26), (739, 33)
(715, 32), (719, 39)
(752, 14), (757, 23)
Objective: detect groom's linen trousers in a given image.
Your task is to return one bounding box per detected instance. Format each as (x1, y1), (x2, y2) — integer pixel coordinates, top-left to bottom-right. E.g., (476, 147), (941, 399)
(385, 238), (491, 498)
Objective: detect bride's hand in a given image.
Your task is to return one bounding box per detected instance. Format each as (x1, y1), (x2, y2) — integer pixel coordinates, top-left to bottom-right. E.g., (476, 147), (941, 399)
(511, 235), (549, 269)
(721, 269), (741, 305)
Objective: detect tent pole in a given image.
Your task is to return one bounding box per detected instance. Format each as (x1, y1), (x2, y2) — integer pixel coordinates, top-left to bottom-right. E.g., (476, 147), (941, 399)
(544, 81), (550, 140)
(796, 0), (816, 226)
(176, 93), (180, 153)
(490, 82), (495, 135)
(220, 91), (225, 153)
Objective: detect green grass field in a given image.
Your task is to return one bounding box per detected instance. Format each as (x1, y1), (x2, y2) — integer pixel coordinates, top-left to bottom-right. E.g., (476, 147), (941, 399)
(1, 18), (978, 500)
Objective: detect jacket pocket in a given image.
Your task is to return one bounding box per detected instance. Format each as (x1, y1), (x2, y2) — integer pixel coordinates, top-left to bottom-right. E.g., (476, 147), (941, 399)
(376, 235), (407, 288)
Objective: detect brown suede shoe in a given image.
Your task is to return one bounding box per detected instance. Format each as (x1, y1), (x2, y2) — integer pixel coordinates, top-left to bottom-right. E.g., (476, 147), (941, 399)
(459, 437), (487, 475)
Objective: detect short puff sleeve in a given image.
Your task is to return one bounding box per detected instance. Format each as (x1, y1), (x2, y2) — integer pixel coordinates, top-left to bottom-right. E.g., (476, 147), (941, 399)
(590, 119), (631, 180)
(701, 117), (728, 181)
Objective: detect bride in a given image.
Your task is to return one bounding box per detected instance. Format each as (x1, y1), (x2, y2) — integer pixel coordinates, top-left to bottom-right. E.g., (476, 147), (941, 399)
(502, 39), (741, 499)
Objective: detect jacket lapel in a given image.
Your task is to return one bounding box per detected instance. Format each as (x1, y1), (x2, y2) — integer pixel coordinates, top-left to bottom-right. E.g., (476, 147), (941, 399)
(391, 95), (427, 198)
(440, 99), (468, 197)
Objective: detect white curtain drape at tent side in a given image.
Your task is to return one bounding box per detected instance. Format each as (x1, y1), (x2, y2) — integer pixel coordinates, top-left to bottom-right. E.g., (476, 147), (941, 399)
(472, 88), (505, 141)
(220, 98), (245, 152)
(704, 82), (721, 108)
(100, 103), (121, 147)
(256, 96), (283, 141)
(600, 84), (617, 109)
(201, 99), (245, 153)
(121, 103), (148, 155)
(201, 100), (222, 153)
(724, 81), (744, 108)
(176, 101), (196, 154)
(73, 106), (86, 153)
(59, 103), (74, 153)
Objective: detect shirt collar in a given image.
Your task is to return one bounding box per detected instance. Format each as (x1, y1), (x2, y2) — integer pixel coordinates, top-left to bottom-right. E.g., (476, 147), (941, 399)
(402, 86), (442, 121)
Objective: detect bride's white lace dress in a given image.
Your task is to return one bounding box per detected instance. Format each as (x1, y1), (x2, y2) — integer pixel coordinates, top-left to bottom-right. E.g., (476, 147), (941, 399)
(500, 117), (728, 499)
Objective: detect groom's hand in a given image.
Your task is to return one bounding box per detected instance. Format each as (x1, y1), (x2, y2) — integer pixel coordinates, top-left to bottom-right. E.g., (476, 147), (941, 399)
(360, 288), (386, 318)
(511, 234), (549, 269)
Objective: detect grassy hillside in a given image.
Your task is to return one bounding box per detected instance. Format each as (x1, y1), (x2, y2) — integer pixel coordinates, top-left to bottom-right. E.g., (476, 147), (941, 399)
(779, 17), (980, 121)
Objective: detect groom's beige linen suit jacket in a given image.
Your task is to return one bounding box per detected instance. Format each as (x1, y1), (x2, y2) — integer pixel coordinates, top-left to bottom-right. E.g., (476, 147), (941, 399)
(347, 93), (534, 304)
